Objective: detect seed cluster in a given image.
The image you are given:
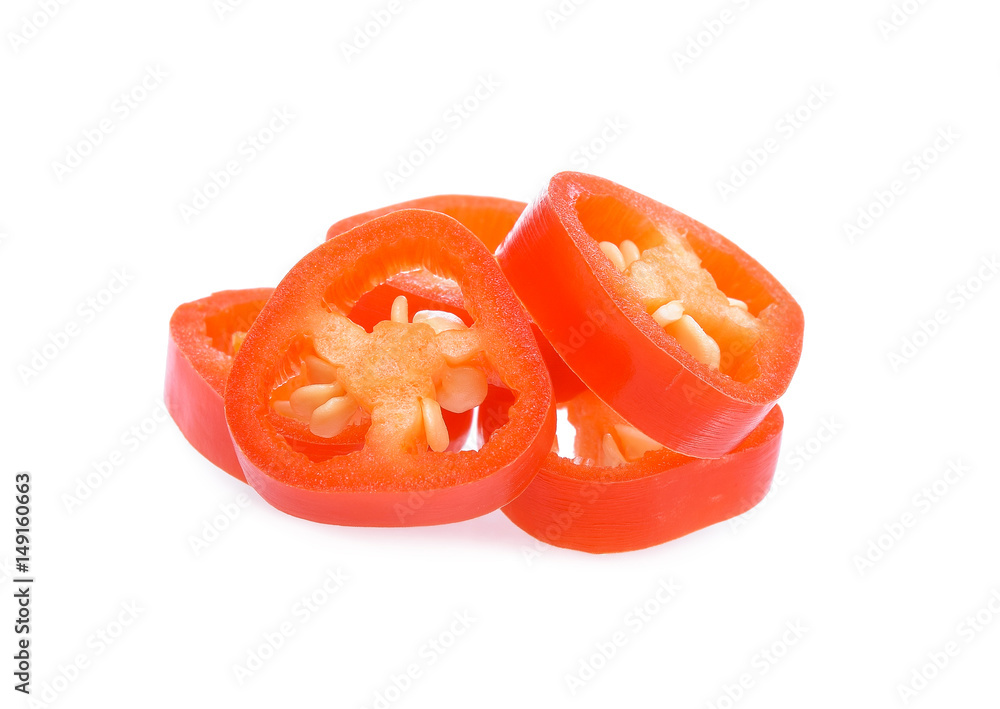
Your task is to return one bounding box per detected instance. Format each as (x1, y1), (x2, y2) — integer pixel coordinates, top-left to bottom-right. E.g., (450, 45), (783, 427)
(272, 295), (489, 452)
(597, 238), (753, 370)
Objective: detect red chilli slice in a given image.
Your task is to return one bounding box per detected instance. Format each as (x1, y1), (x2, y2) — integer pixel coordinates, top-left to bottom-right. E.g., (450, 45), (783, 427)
(226, 209), (555, 526)
(495, 172), (803, 458)
(480, 387), (783, 553)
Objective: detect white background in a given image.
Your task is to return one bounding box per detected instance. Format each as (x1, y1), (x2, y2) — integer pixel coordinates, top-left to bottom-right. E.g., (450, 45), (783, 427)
(2, 0), (999, 707)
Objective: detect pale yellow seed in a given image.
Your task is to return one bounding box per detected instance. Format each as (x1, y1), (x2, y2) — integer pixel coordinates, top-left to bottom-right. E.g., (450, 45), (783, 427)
(231, 331), (247, 355)
(412, 309), (467, 334)
(728, 297), (749, 311)
(290, 383), (345, 418)
(665, 314), (721, 370)
(598, 241), (626, 272)
(601, 433), (627, 468)
(309, 395), (358, 438)
(438, 329), (483, 366)
(612, 424), (663, 461)
(620, 239), (641, 267)
(272, 400), (297, 419)
(390, 295), (409, 324)
(436, 366), (488, 413)
(304, 354), (338, 384)
(652, 300), (685, 327)
(420, 397), (450, 453)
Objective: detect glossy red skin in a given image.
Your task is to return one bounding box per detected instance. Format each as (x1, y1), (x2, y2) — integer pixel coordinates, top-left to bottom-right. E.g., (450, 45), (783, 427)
(226, 210), (556, 527)
(165, 288), (471, 482)
(480, 388), (783, 554)
(330, 195), (585, 402)
(165, 289), (273, 480)
(495, 172), (804, 458)
(327, 194), (526, 251)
